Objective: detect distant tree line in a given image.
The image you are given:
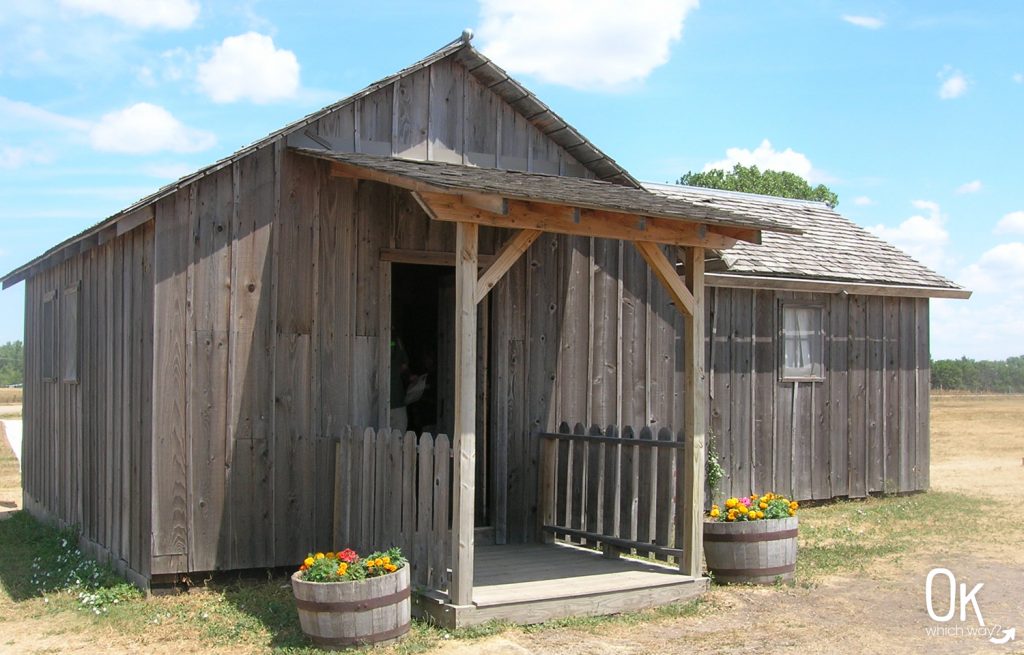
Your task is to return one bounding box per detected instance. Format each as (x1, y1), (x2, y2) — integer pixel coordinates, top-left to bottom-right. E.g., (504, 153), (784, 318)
(0, 340), (23, 386)
(931, 356), (1024, 393)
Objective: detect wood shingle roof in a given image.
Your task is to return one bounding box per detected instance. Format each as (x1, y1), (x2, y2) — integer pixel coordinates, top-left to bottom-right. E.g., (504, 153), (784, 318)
(645, 182), (966, 294)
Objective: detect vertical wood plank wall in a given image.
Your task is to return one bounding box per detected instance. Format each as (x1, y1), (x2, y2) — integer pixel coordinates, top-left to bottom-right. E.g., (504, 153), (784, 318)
(22, 223), (154, 582)
(705, 286), (931, 503)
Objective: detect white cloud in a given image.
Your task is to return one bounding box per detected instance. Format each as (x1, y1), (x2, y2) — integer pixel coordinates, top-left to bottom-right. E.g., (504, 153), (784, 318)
(0, 145), (53, 169)
(938, 67), (969, 99)
(59, 0), (199, 29)
(959, 243), (1024, 294)
(955, 179), (982, 194)
(1013, 73), (1023, 84)
(842, 15), (884, 29)
(853, 195), (874, 206)
(867, 200), (949, 270)
(994, 211), (1024, 235)
(477, 0), (699, 90)
(197, 33), (300, 103)
(90, 103), (216, 154)
(702, 139), (832, 184)
(0, 96), (91, 132)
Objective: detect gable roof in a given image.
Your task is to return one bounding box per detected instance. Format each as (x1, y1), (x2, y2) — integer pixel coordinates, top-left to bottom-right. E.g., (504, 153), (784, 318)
(298, 149), (799, 236)
(2, 33), (637, 288)
(645, 183), (970, 298)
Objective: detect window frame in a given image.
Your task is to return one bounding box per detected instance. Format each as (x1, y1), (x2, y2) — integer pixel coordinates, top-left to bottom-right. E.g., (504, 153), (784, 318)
(41, 289), (58, 383)
(778, 301), (826, 383)
(61, 283), (80, 384)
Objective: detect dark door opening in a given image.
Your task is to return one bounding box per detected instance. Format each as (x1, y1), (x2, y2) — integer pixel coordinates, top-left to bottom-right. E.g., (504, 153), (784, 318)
(391, 263), (490, 527)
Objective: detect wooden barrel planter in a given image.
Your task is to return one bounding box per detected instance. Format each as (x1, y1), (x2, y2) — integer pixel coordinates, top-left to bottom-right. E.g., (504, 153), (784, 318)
(703, 517), (798, 585)
(290, 566), (411, 649)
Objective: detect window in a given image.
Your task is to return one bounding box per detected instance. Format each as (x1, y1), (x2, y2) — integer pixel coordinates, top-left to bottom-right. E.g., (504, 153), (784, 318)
(780, 303), (824, 381)
(62, 284), (79, 383)
(42, 290), (57, 382)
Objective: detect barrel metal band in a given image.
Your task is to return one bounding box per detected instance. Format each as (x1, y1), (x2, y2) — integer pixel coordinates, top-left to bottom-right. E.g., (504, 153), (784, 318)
(295, 586), (411, 613)
(711, 563), (796, 577)
(310, 620), (411, 647)
(703, 528), (798, 543)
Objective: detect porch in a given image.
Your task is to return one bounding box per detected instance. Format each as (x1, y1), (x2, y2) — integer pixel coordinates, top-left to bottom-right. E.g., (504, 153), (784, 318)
(416, 542), (707, 628)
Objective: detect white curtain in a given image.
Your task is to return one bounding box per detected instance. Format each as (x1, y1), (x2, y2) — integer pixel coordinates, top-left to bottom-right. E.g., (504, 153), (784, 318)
(784, 307), (818, 377)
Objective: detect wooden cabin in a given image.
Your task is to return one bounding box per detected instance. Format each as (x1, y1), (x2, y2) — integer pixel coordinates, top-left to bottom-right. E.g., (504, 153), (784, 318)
(1, 34), (967, 627)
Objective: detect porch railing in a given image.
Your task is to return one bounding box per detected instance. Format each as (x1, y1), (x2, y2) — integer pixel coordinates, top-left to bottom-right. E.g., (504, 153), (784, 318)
(332, 426), (453, 591)
(539, 423), (686, 563)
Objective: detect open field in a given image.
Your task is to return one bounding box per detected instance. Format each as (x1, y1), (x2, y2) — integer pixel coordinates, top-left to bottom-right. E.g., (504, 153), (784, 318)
(0, 394), (1021, 654)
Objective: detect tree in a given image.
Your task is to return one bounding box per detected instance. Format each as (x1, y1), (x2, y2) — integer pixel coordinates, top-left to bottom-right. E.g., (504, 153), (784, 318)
(678, 164), (840, 207)
(0, 340), (23, 386)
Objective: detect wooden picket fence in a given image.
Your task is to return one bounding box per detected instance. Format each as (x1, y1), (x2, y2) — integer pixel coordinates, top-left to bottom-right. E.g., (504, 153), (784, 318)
(539, 423), (686, 562)
(332, 426), (453, 592)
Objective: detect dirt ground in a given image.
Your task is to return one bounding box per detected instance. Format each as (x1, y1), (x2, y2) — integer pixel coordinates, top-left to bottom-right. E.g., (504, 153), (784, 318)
(0, 395), (1021, 654)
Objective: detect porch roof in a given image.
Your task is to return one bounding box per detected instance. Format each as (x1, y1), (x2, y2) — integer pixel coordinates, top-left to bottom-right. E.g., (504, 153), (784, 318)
(294, 148), (802, 238)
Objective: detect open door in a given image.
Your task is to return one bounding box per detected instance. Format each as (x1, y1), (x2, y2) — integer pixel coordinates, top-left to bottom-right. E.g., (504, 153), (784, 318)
(391, 263), (490, 527)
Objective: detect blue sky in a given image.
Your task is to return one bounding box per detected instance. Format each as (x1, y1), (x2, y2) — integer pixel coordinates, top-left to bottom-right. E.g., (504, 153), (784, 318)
(1, 0), (1021, 359)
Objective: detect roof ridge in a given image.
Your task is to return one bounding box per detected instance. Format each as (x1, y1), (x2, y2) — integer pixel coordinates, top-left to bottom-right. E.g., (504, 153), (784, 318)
(643, 181), (832, 208)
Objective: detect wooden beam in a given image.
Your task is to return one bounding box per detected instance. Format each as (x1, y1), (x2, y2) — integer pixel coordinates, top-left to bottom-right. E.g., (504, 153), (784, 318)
(633, 241), (695, 317)
(680, 246), (706, 577)
(475, 229), (541, 303)
(379, 248), (496, 268)
(450, 221), (478, 606)
(462, 192), (508, 216)
(330, 161), (444, 195)
(419, 193), (740, 249)
(705, 272), (972, 300)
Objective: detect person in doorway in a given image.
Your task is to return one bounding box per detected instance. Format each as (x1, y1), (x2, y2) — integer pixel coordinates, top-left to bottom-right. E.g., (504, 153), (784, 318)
(390, 337), (410, 433)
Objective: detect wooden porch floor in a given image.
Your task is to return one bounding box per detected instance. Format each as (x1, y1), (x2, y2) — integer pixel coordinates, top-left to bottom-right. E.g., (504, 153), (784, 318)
(414, 542), (708, 628)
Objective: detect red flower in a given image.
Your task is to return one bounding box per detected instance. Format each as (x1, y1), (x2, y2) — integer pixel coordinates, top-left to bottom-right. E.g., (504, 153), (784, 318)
(337, 548), (359, 563)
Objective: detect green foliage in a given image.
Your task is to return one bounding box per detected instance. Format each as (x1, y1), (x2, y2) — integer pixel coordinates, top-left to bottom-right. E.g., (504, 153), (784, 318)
(0, 340), (23, 387)
(704, 432), (724, 501)
(931, 355), (1024, 392)
(679, 164), (839, 207)
(0, 511), (139, 613)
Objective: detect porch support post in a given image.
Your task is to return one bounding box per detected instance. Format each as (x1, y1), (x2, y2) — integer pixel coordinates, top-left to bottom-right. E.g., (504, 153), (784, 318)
(681, 246), (706, 576)
(450, 221), (478, 605)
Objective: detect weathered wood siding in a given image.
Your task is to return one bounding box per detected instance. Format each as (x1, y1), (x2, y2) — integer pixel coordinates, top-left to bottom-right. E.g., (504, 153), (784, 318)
(22, 223), (154, 583)
(300, 58), (595, 178)
(705, 287), (930, 502)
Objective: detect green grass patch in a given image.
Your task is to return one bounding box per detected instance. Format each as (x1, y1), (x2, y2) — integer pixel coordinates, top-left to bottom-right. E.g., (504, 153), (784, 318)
(795, 491), (992, 580)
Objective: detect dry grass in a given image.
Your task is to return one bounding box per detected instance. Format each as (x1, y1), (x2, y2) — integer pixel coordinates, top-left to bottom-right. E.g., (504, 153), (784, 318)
(930, 394), (1024, 498)
(0, 389), (22, 405)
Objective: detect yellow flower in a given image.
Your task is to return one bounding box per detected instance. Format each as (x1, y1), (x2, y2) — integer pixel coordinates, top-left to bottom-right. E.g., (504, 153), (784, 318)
(315, 552), (325, 560)
(757, 511), (765, 519)
(326, 552), (336, 559)
(337, 562), (348, 575)
(710, 508), (720, 518)
(788, 509), (795, 516)
(727, 510), (737, 521)
(303, 557), (314, 567)
(789, 501), (799, 511)
(725, 498), (738, 509)
(738, 505), (748, 514)
(382, 556), (391, 565)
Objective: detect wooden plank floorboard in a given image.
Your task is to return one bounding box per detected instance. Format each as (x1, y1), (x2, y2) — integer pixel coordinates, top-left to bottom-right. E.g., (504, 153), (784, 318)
(471, 543), (694, 607)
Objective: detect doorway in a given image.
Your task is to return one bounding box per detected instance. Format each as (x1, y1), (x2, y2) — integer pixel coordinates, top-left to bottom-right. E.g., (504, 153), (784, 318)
(390, 263), (490, 527)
